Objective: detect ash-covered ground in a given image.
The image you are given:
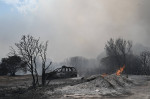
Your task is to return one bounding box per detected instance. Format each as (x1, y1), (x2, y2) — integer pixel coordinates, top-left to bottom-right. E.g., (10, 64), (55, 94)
(0, 74), (150, 99)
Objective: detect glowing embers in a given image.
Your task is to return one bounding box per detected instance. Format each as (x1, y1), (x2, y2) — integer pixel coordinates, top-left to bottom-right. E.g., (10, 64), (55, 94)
(116, 65), (125, 76)
(101, 73), (107, 77)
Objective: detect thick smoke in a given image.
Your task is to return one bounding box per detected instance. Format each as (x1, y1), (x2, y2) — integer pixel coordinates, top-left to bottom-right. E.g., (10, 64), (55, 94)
(0, 0), (150, 62)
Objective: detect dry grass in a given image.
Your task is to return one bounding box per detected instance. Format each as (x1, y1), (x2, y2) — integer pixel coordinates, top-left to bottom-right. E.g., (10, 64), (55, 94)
(0, 75), (82, 99)
(0, 75), (32, 88)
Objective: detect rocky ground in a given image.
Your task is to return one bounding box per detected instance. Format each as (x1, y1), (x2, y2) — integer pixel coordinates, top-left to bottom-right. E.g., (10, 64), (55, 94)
(0, 74), (150, 99)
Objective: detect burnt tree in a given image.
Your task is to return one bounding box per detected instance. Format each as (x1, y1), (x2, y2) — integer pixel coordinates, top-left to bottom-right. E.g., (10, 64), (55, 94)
(39, 41), (52, 86)
(102, 38), (132, 73)
(140, 51), (150, 75)
(13, 35), (52, 87)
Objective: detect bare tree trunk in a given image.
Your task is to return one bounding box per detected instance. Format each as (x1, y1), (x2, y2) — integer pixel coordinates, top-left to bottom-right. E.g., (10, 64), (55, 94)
(11, 72), (15, 76)
(35, 69), (39, 86)
(31, 70), (36, 87)
(34, 59), (39, 86)
(42, 68), (46, 86)
(40, 41), (52, 86)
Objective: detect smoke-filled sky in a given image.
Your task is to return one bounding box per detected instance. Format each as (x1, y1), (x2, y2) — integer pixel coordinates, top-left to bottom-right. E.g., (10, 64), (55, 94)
(0, 0), (150, 62)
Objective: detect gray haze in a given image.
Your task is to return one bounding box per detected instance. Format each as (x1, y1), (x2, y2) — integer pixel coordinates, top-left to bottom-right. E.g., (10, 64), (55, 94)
(0, 0), (150, 62)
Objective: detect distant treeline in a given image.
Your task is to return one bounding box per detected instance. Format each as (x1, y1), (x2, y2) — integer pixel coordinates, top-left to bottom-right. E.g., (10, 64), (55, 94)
(0, 37), (150, 77)
(62, 38), (150, 76)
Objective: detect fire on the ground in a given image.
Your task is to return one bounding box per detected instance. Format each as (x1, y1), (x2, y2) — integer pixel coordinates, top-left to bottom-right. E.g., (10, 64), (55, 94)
(101, 65), (125, 77)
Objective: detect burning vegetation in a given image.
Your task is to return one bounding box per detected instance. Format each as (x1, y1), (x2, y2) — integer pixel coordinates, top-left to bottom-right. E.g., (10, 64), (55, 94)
(101, 73), (107, 77)
(116, 65), (125, 76)
(101, 65), (125, 77)
(0, 35), (150, 99)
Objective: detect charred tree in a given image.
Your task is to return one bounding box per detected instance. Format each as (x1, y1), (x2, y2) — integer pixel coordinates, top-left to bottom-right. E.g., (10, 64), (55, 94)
(14, 35), (41, 87)
(140, 51), (150, 75)
(39, 41), (52, 86)
(11, 35), (52, 87)
(102, 38), (132, 74)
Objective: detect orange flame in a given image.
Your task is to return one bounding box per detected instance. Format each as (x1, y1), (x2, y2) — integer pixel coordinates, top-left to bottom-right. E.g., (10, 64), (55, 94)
(101, 73), (107, 77)
(116, 65), (125, 76)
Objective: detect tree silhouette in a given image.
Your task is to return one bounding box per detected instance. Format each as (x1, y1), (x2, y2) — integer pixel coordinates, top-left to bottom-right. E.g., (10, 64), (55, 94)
(12, 35), (52, 87)
(102, 38), (132, 74)
(0, 55), (27, 76)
